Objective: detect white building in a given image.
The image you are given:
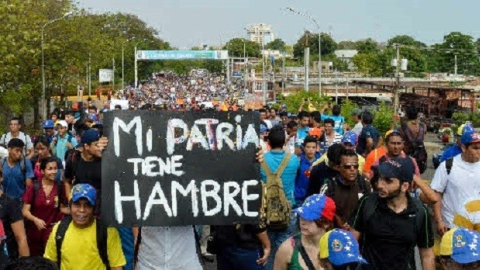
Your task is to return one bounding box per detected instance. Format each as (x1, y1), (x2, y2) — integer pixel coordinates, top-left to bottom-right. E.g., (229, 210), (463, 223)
(246, 23), (275, 45)
(334, 50), (358, 70)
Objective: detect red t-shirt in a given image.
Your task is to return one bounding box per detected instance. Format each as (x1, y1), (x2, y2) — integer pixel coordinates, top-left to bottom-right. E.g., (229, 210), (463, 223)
(22, 180), (66, 243)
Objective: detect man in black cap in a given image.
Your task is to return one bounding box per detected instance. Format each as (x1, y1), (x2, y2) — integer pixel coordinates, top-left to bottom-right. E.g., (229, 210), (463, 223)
(348, 157), (435, 270)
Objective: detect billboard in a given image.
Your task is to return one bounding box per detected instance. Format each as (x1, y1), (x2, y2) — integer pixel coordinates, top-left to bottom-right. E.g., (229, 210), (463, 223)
(137, 50), (229, 60)
(99, 69), (114, 83)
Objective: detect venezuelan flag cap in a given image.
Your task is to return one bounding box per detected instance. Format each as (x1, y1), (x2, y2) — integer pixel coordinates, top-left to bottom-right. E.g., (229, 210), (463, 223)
(441, 228), (480, 264)
(319, 229), (367, 266)
(293, 194), (335, 222)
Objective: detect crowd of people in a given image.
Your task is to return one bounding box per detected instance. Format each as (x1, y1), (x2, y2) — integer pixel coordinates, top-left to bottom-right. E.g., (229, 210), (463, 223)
(0, 71), (479, 270)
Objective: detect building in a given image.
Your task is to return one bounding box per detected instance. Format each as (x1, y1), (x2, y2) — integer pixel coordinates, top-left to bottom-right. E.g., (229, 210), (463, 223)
(246, 23), (275, 45)
(334, 50), (358, 71)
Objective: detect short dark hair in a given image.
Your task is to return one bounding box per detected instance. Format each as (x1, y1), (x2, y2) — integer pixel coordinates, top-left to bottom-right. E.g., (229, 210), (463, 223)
(310, 111), (321, 123)
(279, 112), (288, 118)
(323, 118), (334, 126)
(7, 138), (24, 149)
(298, 111), (310, 120)
(406, 106), (418, 120)
(303, 136), (318, 147)
(340, 148), (358, 160)
(9, 117), (20, 124)
(386, 131), (403, 143)
(332, 105), (341, 116)
(40, 156), (58, 171)
(362, 111), (373, 125)
(286, 120), (298, 129)
(268, 125), (286, 149)
(259, 109), (267, 114)
(327, 143), (345, 166)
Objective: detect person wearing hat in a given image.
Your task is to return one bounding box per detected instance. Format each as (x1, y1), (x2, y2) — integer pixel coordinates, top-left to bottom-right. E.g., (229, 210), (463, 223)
(42, 120), (56, 144)
(432, 129), (480, 239)
(350, 108), (363, 136)
(318, 229), (367, 270)
(52, 120), (77, 163)
(259, 123), (270, 152)
(274, 194), (336, 270)
(439, 228), (480, 269)
(349, 157), (435, 270)
(44, 183), (126, 269)
(440, 123), (474, 163)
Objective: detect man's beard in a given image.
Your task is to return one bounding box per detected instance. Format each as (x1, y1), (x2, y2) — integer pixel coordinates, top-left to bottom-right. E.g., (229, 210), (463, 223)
(383, 185), (402, 201)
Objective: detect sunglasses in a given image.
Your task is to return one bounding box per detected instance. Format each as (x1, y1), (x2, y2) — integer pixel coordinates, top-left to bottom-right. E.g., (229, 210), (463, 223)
(342, 163), (359, 170)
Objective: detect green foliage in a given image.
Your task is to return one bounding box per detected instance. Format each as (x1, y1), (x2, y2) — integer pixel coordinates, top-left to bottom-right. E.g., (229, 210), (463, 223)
(355, 38), (379, 54)
(373, 102), (395, 136)
(352, 53), (382, 77)
(279, 92), (331, 113)
(340, 100), (358, 128)
(223, 38), (260, 58)
(337, 41), (356, 50)
(293, 32), (337, 58)
(387, 35), (427, 48)
(452, 111), (480, 128)
(266, 38), (286, 51)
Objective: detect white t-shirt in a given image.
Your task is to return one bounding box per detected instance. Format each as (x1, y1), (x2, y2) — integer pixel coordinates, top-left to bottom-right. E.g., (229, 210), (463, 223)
(431, 155), (480, 228)
(285, 131), (297, 154)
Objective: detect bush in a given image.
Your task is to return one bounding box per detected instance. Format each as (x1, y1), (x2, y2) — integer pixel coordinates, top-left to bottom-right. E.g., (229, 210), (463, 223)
(279, 92), (331, 113)
(372, 102), (395, 137)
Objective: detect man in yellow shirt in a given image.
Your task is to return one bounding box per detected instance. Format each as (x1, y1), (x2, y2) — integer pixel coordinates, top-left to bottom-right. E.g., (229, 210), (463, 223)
(44, 184), (126, 270)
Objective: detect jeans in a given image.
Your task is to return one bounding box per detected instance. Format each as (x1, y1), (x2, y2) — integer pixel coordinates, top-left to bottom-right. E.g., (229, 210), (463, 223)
(265, 211), (297, 270)
(216, 243), (264, 270)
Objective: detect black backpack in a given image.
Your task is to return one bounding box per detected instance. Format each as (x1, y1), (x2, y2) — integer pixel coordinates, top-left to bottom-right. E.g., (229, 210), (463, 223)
(401, 123), (428, 174)
(55, 216), (110, 269)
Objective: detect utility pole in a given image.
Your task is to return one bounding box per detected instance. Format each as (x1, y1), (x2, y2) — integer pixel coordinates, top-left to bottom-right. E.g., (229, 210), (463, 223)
(394, 44), (400, 112)
(88, 53), (92, 97)
(282, 51), (286, 94)
(304, 32), (310, 92)
(454, 54), (458, 75)
(335, 69), (338, 104)
(112, 57), (115, 92)
(134, 46), (138, 89)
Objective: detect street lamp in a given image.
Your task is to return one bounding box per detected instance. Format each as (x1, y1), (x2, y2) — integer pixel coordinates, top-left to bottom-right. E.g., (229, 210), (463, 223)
(41, 11), (73, 120)
(286, 7), (322, 96)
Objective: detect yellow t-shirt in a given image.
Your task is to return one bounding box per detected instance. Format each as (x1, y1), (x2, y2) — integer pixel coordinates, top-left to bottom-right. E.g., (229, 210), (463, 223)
(312, 153), (365, 173)
(44, 220), (126, 270)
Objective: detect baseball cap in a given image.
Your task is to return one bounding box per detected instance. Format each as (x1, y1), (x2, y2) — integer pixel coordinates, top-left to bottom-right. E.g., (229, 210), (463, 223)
(294, 194), (336, 221)
(79, 129), (100, 147)
(457, 124), (474, 136)
(309, 127), (322, 138)
(385, 129), (401, 138)
(71, 183), (97, 205)
(342, 131), (357, 145)
(440, 228), (480, 264)
(351, 108), (362, 116)
(461, 130), (480, 145)
(57, 120), (68, 128)
(377, 157), (414, 183)
(319, 229), (367, 266)
(260, 124), (269, 134)
(42, 120), (54, 129)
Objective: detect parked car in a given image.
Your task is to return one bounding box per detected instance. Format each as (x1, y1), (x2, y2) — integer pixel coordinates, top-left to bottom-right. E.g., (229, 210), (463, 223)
(432, 142), (456, 169)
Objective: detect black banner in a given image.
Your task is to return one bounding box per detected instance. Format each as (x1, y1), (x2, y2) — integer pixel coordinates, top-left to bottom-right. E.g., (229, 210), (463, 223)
(101, 111), (261, 226)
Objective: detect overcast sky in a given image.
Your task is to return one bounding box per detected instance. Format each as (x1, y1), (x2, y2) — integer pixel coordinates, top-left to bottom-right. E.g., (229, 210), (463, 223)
(78, 0), (480, 48)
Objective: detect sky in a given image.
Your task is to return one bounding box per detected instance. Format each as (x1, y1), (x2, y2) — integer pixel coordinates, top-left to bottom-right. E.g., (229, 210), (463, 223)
(78, 0), (480, 48)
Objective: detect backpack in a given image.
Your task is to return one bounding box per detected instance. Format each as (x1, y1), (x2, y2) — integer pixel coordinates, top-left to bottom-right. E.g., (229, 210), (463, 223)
(401, 123), (428, 174)
(260, 153), (292, 231)
(55, 216), (110, 269)
(0, 157), (26, 181)
(30, 179), (64, 212)
(321, 175), (369, 198)
(53, 133), (73, 146)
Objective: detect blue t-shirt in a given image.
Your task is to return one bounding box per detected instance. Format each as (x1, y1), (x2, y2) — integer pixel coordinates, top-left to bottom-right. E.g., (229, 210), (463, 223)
(297, 126), (310, 147)
(260, 150), (300, 206)
(357, 125), (380, 155)
(295, 152), (320, 202)
(2, 159), (34, 200)
(322, 114), (345, 135)
(118, 227), (134, 270)
(440, 145), (462, 162)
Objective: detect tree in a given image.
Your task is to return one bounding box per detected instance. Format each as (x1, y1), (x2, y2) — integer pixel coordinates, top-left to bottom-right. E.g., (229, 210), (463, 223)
(223, 38), (261, 58)
(352, 53), (382, 77)
(355, 38), (379, 54)
(430, 32), (480, 75)
(387, 35), (427, 48)
(293, 32), (337, 58)
(266, 38), (286, 51)
(337, 41), (356, 50)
